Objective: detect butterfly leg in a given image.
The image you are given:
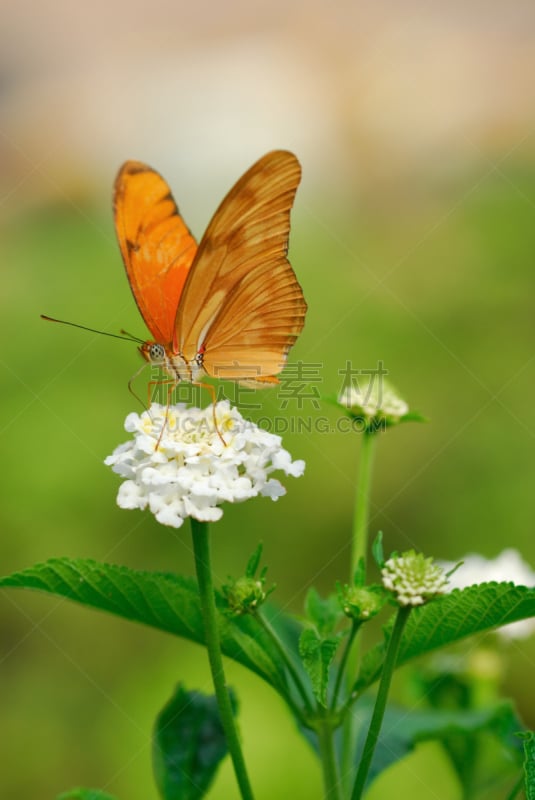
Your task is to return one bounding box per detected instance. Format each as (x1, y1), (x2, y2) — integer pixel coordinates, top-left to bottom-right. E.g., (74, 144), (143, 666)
(127, 364), (177, 416)
(146, 379), (179, 449)
(155, 380), (222, 449)
(127, 361), (151, 410)
(192, 381), (227, 447)
(147, 378), (176, 409)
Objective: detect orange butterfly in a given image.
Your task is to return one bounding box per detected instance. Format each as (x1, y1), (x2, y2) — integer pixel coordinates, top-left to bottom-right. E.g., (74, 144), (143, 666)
(113, 151), (307, 394)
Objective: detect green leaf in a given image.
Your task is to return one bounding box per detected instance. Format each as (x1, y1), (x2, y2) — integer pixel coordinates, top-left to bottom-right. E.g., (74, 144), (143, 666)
(356, 583), (535, 692)
(354, 700), (523, 790)
(520, 731), (535, 799)
(0, 558), (292, 697)
(299, 628), (340, 707)
(371, 532), (384, 568)
(412, 666), (524, 791)
(399, 411), (428, 424)
(153, 684), (234, 800)
(245, 543), (263, 578)
(352, 557), (366, 587)
(304, 587), (342, 636)
(262, 603), (313, 709)
(56, 790), (118, 800)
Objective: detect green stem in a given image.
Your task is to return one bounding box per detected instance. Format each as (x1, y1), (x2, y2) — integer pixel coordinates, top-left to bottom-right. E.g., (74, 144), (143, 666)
(191, 518), (255, 800)
(350, 605), (411, 800)
(317, 715), (342, 800)
(331, 621), (360, 712)
(505, 774), (524, 800)
(342, 430), (378, 792)
(256, 610), (314, 718)
(350, 430), (377, 579)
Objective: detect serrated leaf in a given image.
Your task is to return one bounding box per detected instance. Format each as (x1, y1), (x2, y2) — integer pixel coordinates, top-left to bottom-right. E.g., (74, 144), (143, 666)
(0, 558), (291, 697)
(153, 684), (234, 800)
(56, 790), (118, 800)
(299, 628), (340, 707)
(356, 583), (535, 692)
(304, 588), (342, 636)
(520, 731), (535, 799)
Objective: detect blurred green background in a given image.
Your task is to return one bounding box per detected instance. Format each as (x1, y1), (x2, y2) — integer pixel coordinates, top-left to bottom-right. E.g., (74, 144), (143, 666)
(1, 2), (534, 798)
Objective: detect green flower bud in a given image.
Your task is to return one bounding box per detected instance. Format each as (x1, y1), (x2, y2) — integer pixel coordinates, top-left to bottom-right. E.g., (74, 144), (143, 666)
(223, 576), (267, 615)
(338, 583), (386, 621)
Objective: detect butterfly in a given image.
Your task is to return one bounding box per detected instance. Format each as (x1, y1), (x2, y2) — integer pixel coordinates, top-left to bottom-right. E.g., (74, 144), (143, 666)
(113, 150), (307, 395)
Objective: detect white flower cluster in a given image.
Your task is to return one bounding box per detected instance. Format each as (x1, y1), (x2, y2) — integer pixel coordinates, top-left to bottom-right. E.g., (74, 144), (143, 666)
(339, 379), (408, 424)
(105, 402), (305, 529)
(440, 549), (535, 640)
(382, 551), (449, 606)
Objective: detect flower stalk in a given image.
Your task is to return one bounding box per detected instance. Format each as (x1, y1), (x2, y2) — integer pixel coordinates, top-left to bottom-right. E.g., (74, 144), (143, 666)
(317, 715), (343, 800)
(350, 605), (411, 800)
(191, 518), (255, 800)
(341, 430), (378, 791)
(331, 620), (359, 712)
(351, 430), (377, 579)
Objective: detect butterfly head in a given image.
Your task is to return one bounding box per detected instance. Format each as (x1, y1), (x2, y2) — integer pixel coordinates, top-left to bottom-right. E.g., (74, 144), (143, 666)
(140, 341), (167, 365)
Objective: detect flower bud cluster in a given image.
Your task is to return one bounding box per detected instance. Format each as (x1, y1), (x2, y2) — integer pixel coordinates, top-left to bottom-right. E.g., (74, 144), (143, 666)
(382, 550), (449, 606)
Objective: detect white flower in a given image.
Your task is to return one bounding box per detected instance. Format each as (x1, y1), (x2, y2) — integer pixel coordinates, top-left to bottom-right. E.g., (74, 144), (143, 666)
(105, 402), (305, 529)
(339, 379), (409, 424)
(382, 550), (449, 606)
(440, 549), (535, 640)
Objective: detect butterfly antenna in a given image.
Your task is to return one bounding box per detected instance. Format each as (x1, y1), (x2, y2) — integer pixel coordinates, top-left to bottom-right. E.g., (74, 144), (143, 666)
(41, 315), (145, 344)
(120, 328), (144, 341)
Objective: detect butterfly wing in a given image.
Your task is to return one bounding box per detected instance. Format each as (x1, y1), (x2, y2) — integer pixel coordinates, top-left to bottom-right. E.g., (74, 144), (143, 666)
(174, 150), (306, 381)
(113, 161), (197, 345)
